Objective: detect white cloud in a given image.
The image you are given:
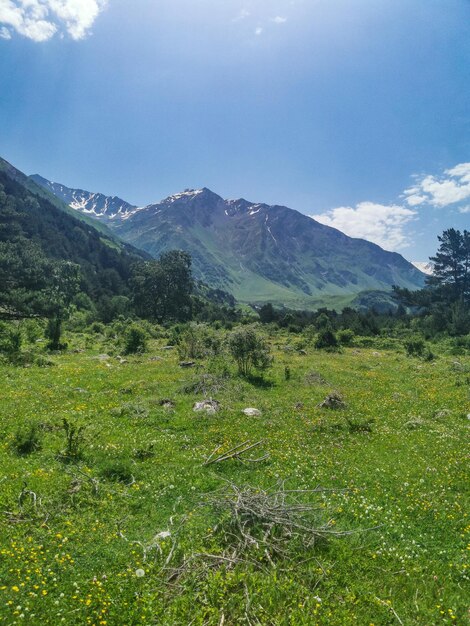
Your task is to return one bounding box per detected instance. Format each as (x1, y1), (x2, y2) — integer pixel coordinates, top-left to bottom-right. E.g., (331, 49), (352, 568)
(403, 162), (470, 208)
(459, 205), (470, 214)
(272, 16), (287, 24)
(0, 0), (107, 42)
(312, 202), (417, 251)
(254, 26), (263, 35)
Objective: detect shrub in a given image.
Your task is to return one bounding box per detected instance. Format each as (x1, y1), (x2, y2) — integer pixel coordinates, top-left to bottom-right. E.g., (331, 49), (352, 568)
(176, 323), (221, 360)
(0, 323), (22, 356)
(59, 418), (85, 463)
(11, 422), (42, 455)
(404, 336), (426, 357)
(314, 328), (339, 351)
(338, 329), (355, 346)
(123, 324), (147, 355)
(228, 326), (272, 377)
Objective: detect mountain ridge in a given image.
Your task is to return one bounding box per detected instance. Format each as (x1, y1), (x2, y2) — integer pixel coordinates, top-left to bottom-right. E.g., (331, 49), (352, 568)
(32, 175), (426, 308)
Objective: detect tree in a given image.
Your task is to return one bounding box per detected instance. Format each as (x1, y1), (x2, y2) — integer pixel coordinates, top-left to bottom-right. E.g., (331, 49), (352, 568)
(228, 326), (271, 377)
(44, 261), (81, 350)
(131, 251), (193, 323)
(393, 229), (470, 337)
(428, 228), (470, 302)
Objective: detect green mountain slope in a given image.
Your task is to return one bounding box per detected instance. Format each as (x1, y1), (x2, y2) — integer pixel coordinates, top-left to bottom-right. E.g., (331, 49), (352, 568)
(0, 157), (147, 308)
(33, 179), (426, 308)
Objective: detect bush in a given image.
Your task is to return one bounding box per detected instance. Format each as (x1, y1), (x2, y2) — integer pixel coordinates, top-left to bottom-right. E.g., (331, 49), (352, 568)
(0, 323), (22, 356)
(123, 324), (147, 355)
(175, 323), (221, 360)
(11, 422), (42, 455)
(404, 336), (426, 357)
(228, 326), (272, 377)
(314, 328), (339, 351)
(59, 418), (85, 463)
(338, 329), (355, 346)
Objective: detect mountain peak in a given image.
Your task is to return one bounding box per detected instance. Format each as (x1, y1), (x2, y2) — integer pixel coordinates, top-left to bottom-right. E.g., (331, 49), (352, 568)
(163, 187), (221, 204)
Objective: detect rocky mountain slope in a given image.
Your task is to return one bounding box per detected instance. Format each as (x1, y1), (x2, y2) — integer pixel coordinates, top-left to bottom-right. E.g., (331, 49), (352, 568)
(32, 177), (426, 307)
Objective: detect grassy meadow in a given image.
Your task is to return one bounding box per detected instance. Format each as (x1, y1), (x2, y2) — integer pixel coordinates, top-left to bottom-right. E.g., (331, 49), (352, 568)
(0, 328), (469, 625)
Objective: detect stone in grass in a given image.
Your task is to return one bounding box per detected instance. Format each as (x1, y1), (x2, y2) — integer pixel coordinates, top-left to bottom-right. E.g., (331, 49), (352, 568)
(180, 361), (196, 368)
(434, 409), (452, 419)
(405, 417), (426, 430)
(242, 408), (262, 417)
(193, 399), (220, 414)
(317, 392), (346, 410)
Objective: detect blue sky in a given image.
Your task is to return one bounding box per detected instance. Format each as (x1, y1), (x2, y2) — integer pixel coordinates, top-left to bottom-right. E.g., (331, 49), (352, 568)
(1, 0), (469, 261)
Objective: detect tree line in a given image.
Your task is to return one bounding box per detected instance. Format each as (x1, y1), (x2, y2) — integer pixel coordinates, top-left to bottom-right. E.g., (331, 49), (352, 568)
(0, 165), (468, 348)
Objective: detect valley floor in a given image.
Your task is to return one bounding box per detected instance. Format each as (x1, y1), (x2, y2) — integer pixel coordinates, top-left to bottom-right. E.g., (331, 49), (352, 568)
(0, 335), (468, 625)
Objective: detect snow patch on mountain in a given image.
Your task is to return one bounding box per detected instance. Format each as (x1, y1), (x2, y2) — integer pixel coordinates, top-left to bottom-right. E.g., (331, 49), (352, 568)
(412, 261), (434, 275)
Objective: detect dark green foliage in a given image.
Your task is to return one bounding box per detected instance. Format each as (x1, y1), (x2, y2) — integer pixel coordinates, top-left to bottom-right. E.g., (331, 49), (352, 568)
(0, 323), (22, 355)
(393, 229), (470, 337)
(337, 329), (355, 346)
(404, 337), (426, 357)
(59, 418), (85, 463)
(175, 323), (221, 360)
(315, 328), (339, 350)
(131, 251), (193, 323)
(11, 422), (42, 455)
(0, 172), (144, 321)
(99, 458), (134, 483)
(228, 326), (272, 377)
(258, 303), (277, 323)
(123, 324), (148, 355)
(428, 228), (470, 302)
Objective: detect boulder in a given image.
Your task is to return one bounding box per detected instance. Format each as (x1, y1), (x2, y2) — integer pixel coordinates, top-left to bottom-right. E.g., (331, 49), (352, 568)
(193, 399), (220, 414)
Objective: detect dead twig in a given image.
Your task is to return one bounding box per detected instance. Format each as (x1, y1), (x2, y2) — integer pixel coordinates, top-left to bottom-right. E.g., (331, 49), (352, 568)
(203, 441), (268, 466)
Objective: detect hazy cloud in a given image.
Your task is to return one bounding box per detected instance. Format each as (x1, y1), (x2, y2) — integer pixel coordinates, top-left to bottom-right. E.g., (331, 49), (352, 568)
(0, 0), (107, 42)
(255, 26), (263, 35)
(272, 16), (287, 24)
(404, 162), (470, 208)
(312, 202), (417, 251)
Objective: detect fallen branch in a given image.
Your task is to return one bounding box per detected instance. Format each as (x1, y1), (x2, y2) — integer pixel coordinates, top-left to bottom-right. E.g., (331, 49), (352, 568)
(203, 441), (268, 466)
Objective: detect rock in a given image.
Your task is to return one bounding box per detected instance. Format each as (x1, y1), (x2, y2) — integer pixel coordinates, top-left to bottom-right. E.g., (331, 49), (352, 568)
(149, 356), (163, 362)
(298, 349), (307, 356)
(242, 408), (261, 417)
(159, 399), (175, 409)
(161, 346), (175, 350)
(434, 409), (452, 418)
(318, 392), (346, 410)
(193, 399), (220, 414)
(97, 354), (110, 361)
(294, 402), (304, 410)
(405, 417), (426, 430)
(180, 361), (196, 368)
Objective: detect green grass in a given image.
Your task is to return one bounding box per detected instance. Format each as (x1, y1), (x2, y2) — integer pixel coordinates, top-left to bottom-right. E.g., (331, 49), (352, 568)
(0, 332), (468, 625)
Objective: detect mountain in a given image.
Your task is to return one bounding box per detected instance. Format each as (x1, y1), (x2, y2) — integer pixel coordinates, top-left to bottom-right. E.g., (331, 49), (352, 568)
(33, 177), (426, 308)
(412, 261), (434, 276)
(30, 174), (137, 220)
(0, 157), (147, 313)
